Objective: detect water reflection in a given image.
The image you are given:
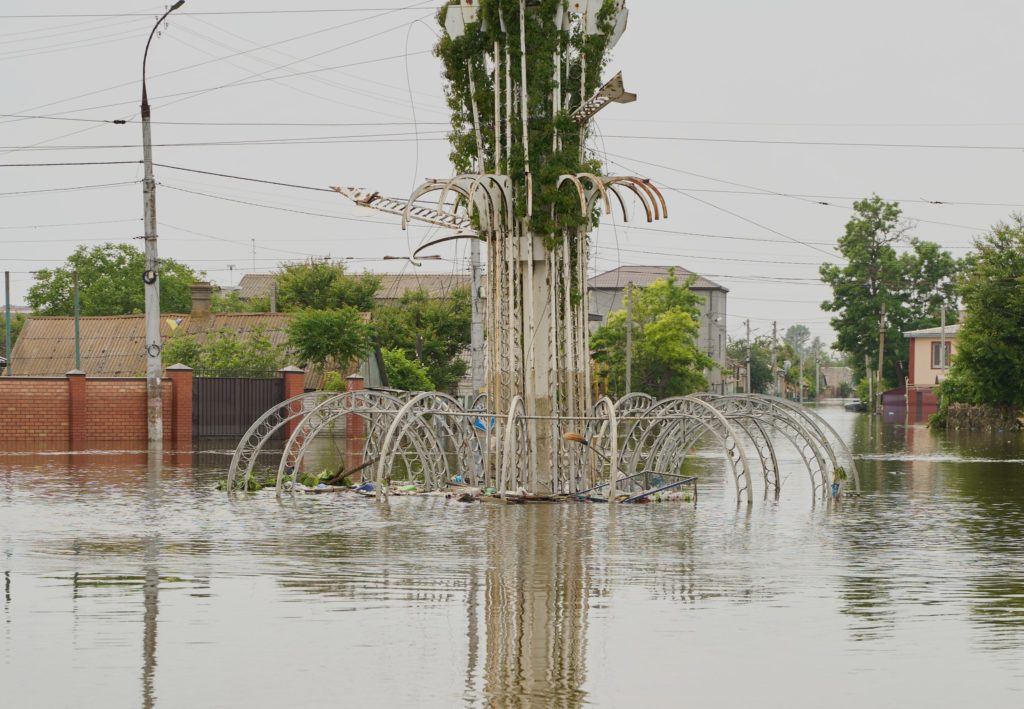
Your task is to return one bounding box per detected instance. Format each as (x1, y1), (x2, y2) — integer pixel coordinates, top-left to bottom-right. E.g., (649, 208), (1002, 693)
(2, 409), (1024, 706)
(481, 506), (591, 707)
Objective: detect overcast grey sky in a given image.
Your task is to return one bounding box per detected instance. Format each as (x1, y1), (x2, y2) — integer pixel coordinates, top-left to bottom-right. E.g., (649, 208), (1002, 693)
(3, 0), (1024, 347)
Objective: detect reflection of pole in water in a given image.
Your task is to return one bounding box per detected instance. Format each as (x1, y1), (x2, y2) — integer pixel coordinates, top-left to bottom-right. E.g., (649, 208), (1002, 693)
(141, 444), (162, 709)
(482, 507), (591, 706)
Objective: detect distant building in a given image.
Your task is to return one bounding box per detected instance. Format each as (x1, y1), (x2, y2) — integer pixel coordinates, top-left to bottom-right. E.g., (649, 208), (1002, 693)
(905, 324), (959, 389)
(587, 266), (729, 393)
(820, 366), (853, 398)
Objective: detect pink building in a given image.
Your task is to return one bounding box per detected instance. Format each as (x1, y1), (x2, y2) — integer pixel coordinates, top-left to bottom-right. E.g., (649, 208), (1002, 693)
(905, 324), (958, 388)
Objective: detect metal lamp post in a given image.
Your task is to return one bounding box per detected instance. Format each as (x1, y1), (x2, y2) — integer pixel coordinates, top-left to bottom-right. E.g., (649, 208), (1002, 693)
(140, 0), (184, 444)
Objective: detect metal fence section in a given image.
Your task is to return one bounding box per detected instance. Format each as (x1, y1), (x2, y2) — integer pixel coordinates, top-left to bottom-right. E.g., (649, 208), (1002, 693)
(193, 373), (284, 438)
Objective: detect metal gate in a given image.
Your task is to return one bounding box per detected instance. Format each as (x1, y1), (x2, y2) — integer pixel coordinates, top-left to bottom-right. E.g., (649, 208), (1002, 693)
(193, 373), (285, 438)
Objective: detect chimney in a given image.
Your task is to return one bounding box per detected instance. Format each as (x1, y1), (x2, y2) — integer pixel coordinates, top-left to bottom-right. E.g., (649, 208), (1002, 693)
(190, 282), (212, 317)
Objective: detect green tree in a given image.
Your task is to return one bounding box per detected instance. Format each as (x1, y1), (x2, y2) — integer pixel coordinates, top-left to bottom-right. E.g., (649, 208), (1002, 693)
(211, 289), (269, 313)
(592, 273), (716, 399)
(27, 243), (199, 316)
(784, 324), (811, 355)
(373, 288), (471, 393)
(381, 348), (434, 391)
(163, 327), (285, 374)
(727, 336), (774, 394)
(940, 216), (1024, 410)
(276, 261), (380, 312)
(821, 196), (958, 385)
(287, 308), (372, 374)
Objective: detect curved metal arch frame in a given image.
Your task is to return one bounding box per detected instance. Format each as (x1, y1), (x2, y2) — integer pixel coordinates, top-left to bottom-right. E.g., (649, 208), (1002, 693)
(227, 391), (343, 493)
(373, 392), (485, 496)
(274, 389), (408, 495)
(699, 395), (833, 500)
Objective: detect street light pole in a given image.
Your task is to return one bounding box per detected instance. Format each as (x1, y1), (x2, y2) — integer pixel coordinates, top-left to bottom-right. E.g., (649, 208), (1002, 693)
(140, 0), (184, 445)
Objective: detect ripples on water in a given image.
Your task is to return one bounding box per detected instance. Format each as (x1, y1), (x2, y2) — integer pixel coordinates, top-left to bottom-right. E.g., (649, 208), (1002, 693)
(2, 408), (1023, 708)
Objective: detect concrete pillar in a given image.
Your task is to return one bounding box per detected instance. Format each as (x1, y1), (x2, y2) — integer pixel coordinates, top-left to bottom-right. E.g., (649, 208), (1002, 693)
(67, 369), (86, 449)
(280, 366), (305, 440)
(345, 374), (366, 480)
(166, 364), (193, 449)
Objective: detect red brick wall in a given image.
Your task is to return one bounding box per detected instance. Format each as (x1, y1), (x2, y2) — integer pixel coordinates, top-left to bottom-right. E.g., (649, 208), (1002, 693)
(0, 375), (184, 446)
(0, 378), (70, 442)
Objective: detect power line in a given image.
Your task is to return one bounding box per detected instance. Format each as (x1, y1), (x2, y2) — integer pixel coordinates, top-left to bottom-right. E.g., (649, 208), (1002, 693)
(0, 160), (141, 167)
(0, 114), (449, 127)
(0, 180), (139, 197)
(0, 218), (140, 230)
(0, 131), (450, 151)
(0, 8), (441, 19)
(602, 133), (1024, 152)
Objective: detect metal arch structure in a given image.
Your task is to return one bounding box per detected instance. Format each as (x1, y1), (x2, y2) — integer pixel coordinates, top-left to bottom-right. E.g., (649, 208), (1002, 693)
(274, 389), (408, 495)
(227, 391), (343, 492)
(373, 392), (486, 496)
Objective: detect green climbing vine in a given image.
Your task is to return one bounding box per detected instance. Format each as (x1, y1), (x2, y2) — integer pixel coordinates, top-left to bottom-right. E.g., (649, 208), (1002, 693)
(435, 0), (618, 240)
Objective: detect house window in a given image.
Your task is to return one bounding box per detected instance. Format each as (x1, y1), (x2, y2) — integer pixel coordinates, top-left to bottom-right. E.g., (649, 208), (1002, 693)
(931, 341), (952, 369)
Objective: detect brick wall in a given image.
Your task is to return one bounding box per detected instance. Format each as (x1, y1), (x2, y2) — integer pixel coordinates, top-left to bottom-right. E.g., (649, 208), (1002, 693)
(0, 372), (191, 447)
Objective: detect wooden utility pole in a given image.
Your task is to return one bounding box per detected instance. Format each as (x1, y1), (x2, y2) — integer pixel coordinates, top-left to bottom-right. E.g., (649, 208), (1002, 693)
(625, 281), (634, 394)
(771, 320), (778, 396)
(3, 271), (10, 375)
(745, 319), (752, 394)
(876, 302), (887, 413)
(865, 353), (873, 415)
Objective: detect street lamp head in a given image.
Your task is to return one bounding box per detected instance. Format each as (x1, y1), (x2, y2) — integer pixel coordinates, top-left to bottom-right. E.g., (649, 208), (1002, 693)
(171, 0), (185, 10)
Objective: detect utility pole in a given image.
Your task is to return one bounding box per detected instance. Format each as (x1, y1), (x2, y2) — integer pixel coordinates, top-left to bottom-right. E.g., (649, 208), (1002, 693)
(815, 356), (821, 402)
(139, 0), (184, 445)
(3, 271), (10, 375)
(876, 302), (887, 413)
(865, 353), (873, 414)
(625, 281), (634, 394)
(73, 271), (81, 371)
(799, 348), (805, 404)
(940, 304), (947, 376)
(771, 320), (778, 396)
(470, 238), (485, 394)
(745, 319), (752, 394)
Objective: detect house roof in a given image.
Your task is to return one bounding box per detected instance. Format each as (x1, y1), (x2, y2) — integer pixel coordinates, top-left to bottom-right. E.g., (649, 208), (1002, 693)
(588, 266), (728, 292)
(8, 312), (330, 388)
(903, 324), (960, 339)
(238, 272), (473, 302)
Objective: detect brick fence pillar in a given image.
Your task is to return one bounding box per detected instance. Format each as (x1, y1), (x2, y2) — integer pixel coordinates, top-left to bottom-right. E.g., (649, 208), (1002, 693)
(166, 364), (193, 449)
(67, 369), (87, 449)
(280, 366), (305, 441)
(345, 375), (366, 479)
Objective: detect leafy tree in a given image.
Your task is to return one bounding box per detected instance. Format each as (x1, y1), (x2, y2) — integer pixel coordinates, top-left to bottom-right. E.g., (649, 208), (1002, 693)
(276, 261), (380, 312)
(727, 336), (777, 394)
(381, 348), (434, 391)
(592, 273), (716, 399)
(211, 289), (269, 313)
(27, 243), (199, 316)
(373, 288), (471, 393)
(287, 307), (372, 374)
(821, 196), (958, 384)
(784, 324), (811, 355)
(163, 327), (285, 374)
(939, 216), (1024, 410)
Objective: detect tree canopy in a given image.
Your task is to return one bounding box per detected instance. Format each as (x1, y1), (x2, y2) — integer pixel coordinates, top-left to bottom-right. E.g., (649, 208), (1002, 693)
(27, 243), (200, 316)
(592, 272), (716, 399)
(163, 327), (285, 374)
(381, 348), (434, 392)
(940, 216), (1024, 410)
(821, 196), (959, 386)
(275, 261), (380, 312)
(373, 288), (471, 393)
(286, 307), (373, 375)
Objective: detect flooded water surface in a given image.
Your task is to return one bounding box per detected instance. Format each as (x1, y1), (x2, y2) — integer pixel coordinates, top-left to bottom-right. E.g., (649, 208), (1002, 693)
(2, 407), (1024, 707)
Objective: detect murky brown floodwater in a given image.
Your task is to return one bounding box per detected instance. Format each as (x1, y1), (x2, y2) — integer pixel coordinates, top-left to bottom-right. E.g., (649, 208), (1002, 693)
(2, 406), (1024, 708)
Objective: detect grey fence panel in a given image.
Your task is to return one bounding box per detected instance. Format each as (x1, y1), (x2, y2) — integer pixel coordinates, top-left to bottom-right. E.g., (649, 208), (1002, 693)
(193, 375), (285, 438)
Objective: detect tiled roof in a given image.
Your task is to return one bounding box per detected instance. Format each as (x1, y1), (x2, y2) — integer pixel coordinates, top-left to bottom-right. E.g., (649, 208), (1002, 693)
(588, 266), (727, 292)
(903, 324), (960, 338)
(7, 312), (335, 389)
(237, 272), (473, 302)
